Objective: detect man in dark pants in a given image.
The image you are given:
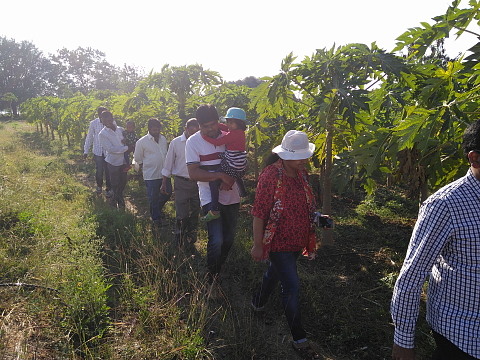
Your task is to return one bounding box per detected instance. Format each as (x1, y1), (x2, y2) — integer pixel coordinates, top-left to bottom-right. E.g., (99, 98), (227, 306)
(134, 118), (171, 226)
(185, 104), (239, 288)
(98, 111), (132, 208)
(391, 120), (480, 360)
(161, 118), (200, 247)
(83, 106), (113, 196)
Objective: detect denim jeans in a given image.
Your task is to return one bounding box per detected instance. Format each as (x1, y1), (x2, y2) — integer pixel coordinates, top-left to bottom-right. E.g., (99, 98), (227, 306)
(202, 202), (240, 281)
(252, 251), (306, 341)
(94, 154), (111, 190)
(145, 178), (172, 221)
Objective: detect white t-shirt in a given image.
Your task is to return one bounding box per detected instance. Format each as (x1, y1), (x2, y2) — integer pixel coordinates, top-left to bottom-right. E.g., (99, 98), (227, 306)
(185, 130), (240, 207)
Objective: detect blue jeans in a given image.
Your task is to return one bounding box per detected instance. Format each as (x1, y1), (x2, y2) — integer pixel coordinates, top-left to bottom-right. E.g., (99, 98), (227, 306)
(252, 251), (306, 341)
(94, 154), (111, 190)
(202, 202), (240, 281)
(145, 178), (172, 221)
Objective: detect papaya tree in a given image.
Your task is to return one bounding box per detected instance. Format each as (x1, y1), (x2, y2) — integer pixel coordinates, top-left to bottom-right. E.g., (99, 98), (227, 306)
(349, 0), (480, 203)
(250, 45), (407, 245)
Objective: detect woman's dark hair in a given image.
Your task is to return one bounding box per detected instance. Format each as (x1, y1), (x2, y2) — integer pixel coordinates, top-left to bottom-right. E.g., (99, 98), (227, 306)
(462, 120), (480, 158)
(264, 153), (280, 167)
(196, 104), (219, 125)
(148, 118), (162, 130)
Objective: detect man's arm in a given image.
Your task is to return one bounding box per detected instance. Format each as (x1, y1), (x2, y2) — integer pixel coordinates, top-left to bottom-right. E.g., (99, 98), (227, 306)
(83, 121), (94, 158)
(391, 199), (452, 355)
(99, 131), (128, 155)
(187, 163), (235, 190)
(133, 140), (143, 165)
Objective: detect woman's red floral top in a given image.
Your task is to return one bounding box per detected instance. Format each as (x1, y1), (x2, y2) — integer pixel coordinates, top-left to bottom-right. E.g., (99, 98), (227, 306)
(251, 163), (311, 252)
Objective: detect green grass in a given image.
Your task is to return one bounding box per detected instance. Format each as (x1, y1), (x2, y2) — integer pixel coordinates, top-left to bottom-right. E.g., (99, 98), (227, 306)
(0, 121), (436, 359)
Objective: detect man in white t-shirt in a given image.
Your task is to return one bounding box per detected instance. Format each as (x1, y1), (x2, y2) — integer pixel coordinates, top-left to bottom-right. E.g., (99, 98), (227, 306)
(186, 104), (240, 285)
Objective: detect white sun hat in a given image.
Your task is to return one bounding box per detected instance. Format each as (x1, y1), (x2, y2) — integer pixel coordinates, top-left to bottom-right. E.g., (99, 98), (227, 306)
(272, 130), (315, 160)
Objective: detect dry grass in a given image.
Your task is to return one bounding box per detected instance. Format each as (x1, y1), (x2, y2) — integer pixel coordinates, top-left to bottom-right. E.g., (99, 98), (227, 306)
(0, 121), (435, 359)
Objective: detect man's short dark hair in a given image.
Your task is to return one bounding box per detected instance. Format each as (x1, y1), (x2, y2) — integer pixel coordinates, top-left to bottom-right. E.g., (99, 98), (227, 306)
(97, 106), (108, 117)
(148, 118), (162, 130)
(462, 120), (480, 158)
(196, 104), (219, 125)
(186, 118), (199, 129)
(100, 110), (113, 119)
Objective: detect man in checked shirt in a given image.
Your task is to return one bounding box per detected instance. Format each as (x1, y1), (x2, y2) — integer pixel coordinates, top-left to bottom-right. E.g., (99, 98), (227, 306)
(391, 120), (480, 360)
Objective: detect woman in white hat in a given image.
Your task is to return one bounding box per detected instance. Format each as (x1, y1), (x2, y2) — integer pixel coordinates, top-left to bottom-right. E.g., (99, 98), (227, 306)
(250, 130), (321, 359)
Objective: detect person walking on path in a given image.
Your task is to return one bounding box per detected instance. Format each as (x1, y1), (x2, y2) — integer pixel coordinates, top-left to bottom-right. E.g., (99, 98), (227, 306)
(161, 118), (200, 247)
(134, 118), (172, 226)
(186, 104), (240, 287)
(391, 120), (480, 360)
(98, 111), (132, 208)
(250, 130), (326, 360)
(83, 106), (113, 196)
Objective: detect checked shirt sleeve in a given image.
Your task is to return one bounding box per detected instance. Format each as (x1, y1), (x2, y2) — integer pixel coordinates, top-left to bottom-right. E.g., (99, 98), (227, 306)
(391, 197), (453, 348)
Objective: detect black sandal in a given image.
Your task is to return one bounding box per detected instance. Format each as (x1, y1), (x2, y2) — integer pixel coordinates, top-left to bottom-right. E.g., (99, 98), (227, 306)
(292, 342), (320, 360)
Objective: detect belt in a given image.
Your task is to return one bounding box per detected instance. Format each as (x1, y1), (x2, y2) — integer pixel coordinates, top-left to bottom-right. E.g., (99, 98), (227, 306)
(175, 175), (193, 181)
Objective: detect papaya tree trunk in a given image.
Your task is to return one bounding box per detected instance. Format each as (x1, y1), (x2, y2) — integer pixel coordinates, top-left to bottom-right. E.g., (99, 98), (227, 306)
(321, 114), (334, 246)
(254, 139), (259, 181)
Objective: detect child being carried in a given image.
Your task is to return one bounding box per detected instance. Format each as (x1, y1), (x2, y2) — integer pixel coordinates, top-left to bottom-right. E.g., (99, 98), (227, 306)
(202, 107), (248, 222)
(122, 121), (138, 172)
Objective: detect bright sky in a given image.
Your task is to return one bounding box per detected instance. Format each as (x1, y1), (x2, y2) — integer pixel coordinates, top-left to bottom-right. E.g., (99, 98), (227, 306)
(2, 0), (477, 82)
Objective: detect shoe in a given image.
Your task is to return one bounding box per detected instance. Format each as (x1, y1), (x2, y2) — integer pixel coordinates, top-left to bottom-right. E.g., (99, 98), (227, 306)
(202, 210), (220, 222)
(105, 190), (114, 198)
(291, 341), (320, 360)
(96, 186), (102, 195)
(250, 302), (265, 312)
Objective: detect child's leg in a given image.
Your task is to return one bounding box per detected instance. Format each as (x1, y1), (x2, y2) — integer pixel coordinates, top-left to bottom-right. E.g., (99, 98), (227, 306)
(123, 151), (132, 172)
(236, 178), (247, 197)
(208, 178), (222, 212)
(203, 179), (222, 222)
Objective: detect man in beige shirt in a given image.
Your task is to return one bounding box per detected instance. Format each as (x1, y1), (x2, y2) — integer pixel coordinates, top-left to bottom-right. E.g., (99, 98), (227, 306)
(161, 118), (200, 247)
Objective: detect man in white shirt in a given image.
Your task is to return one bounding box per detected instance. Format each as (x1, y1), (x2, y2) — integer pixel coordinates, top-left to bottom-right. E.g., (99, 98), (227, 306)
(186, 104), (239, 285)
(134, 118), (172, 226)
(83, 106), (113, 196)
(161, 118), (200, 247)
(98, 111), (132, 208)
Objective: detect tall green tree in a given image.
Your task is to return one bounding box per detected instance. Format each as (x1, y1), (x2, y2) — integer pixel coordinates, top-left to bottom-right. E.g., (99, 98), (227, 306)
(49, 47), (119, 96)
(0, 37), (51, 116)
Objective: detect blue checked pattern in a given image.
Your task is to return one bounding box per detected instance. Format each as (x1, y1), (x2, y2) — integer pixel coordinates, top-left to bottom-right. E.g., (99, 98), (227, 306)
(391, 169), (480, 358)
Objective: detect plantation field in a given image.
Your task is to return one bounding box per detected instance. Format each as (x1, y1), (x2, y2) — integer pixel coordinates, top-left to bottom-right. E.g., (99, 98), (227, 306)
(0, 121), (435, 359)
